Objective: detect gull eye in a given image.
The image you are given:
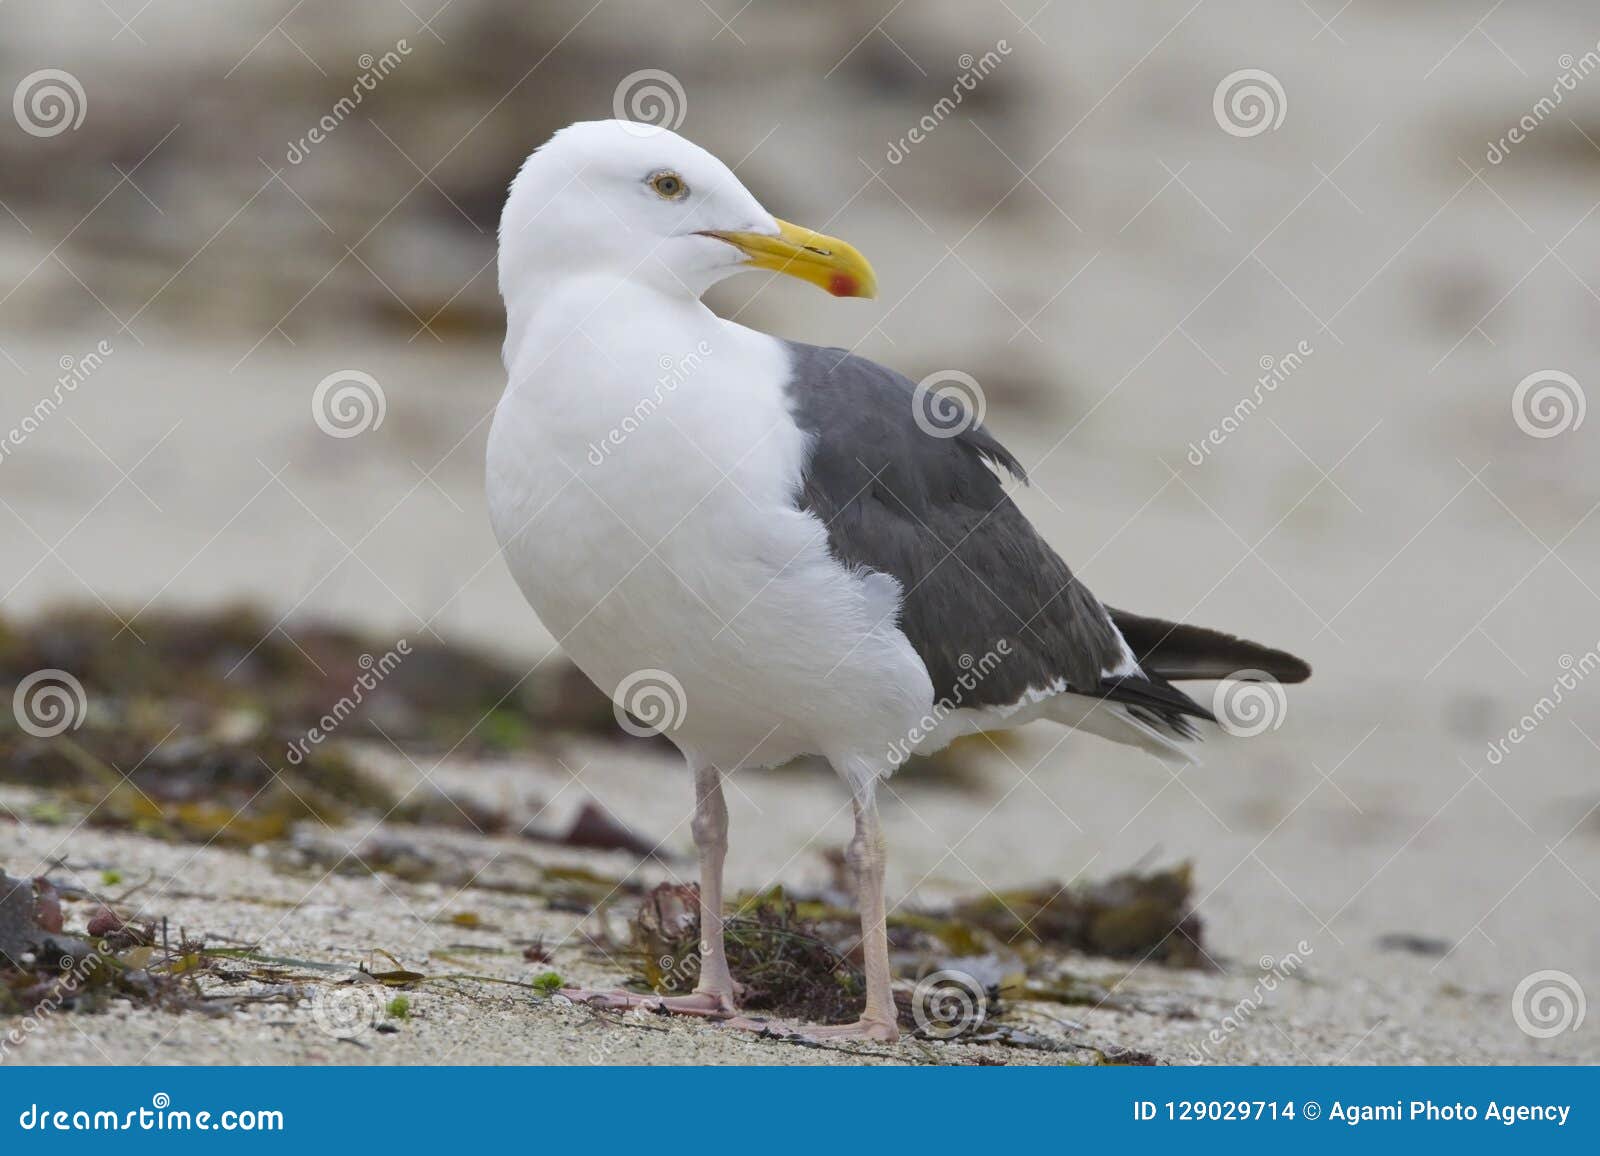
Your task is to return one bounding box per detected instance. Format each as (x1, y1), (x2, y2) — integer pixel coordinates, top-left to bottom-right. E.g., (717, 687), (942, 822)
(649, 171), (687, 200)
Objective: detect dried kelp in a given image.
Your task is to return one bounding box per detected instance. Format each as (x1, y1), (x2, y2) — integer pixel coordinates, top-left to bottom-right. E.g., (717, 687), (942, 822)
(0, 605), (618, 754)
(950, 863), (1205, 966)
(0, 871), (203, 1025)
(629, 883), (863, 1024)
(0, 606), (655, 851)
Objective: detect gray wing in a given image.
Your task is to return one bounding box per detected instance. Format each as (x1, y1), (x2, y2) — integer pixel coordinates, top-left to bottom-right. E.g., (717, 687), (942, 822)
(780, 340), (1209, 731)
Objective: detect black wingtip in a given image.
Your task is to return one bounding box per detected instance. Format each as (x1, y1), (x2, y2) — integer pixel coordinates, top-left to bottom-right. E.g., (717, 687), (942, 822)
(1266, 654), (1312, 684)
(1108, 607), (1312, 685)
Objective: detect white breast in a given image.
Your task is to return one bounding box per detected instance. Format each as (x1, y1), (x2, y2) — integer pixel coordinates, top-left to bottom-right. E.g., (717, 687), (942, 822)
(487, 277), (933, 779)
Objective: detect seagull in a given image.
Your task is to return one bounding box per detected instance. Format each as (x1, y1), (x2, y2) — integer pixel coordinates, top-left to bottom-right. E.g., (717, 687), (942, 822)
(487, 120), (1310, 1040)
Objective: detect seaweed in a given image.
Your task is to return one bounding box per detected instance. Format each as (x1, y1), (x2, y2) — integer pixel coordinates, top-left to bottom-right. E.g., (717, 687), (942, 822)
(950, 863), (1205, 966)
(0, 606), (682, 854)
(0, 605), (620, 754)
(559, 800), (663, 858)
(628, 882), (863, 1024)
(613, 860), (1205, 1034)
(0, 871), (224, 1026)
(3, 730), (392, 848)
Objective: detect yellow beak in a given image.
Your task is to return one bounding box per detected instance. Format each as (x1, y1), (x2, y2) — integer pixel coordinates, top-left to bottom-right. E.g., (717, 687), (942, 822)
(701, 218), (877, 299)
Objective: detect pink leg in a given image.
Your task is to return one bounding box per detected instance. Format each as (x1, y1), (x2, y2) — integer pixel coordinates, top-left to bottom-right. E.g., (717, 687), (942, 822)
(561, 770), (900, 1043)
(687, 762), (738, 1009)
(795, 786), (899, 1041)
(561, 765), (791, 1028)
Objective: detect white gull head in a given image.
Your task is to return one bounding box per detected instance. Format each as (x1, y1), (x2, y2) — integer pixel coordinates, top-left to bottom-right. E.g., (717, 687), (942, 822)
(497, 119), (875, 323)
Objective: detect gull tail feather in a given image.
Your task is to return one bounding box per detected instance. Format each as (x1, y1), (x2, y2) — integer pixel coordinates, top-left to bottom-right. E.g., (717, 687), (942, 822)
(1049, 693), (1204, 766)
(1108, 607), (1312, 684)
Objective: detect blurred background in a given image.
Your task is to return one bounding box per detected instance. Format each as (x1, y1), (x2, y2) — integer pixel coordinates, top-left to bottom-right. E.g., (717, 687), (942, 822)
(1, 0), (1598, 1062)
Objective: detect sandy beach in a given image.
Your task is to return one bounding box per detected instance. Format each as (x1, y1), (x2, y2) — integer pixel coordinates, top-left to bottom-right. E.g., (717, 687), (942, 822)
(3, 0), (1600, 1065)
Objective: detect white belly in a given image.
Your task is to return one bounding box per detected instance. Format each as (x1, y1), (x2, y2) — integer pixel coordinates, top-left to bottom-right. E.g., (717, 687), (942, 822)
(487, 289), (932, 776)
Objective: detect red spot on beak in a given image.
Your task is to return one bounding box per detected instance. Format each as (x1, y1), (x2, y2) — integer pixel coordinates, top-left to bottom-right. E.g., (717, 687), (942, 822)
(828, 273), (859, 297)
